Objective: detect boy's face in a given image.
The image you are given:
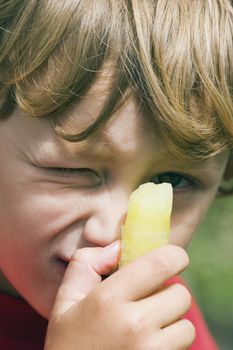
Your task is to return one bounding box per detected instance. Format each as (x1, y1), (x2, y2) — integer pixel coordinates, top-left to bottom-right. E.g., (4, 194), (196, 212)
(0, 80), (229, 319)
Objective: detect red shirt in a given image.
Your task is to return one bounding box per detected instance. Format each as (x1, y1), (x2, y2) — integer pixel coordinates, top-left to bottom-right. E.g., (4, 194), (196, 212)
(0, 276), (219, 350)
(168, 277), (219, 350)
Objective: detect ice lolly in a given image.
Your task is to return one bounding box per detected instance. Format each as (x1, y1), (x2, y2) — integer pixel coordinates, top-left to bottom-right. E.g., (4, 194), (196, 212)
(119, 182), (173, 266)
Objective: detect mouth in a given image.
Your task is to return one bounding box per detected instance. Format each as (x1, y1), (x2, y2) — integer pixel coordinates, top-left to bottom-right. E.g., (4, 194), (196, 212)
(56, 256), (111, 281)
(56, 257), (69, 272)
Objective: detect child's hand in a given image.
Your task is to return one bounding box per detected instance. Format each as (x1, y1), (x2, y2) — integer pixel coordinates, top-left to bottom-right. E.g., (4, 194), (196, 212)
(45, 244), (195, 350)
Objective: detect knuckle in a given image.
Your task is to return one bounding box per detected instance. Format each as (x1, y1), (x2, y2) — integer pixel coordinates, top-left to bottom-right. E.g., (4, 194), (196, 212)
(123, 312), (145, 339)
(88, 288), (115, 316)
(126, 315), (141, 335)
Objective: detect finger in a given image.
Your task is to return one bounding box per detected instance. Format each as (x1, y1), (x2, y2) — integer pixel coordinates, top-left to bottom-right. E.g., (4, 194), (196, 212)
(51, 240), (121, 317)
(159, 319), (196, 349)
(104, 244), (189, 301)
(137, 283), (192, 327)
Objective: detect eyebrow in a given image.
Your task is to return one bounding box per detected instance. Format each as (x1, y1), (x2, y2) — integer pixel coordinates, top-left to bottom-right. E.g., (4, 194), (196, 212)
(34, 130), (228, 176)
(69, 140), (117, 161)
(32, 137), (116, 167)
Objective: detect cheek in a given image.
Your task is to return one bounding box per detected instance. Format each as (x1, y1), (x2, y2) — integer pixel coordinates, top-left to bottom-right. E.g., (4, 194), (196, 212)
(0, 181), (87, 243)
(170, 190), (218, 248)
(170, 207), (204, 248)
(0, 183), (88, 284)
(0, 186), (91, 318)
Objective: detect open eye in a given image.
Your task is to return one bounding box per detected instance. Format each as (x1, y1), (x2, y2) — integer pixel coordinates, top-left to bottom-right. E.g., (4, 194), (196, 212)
(151, 172), (194, 190)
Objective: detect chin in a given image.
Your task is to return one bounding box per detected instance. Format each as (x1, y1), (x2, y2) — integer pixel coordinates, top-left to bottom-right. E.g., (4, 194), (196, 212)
(33, 302), (54, 320)
(24, 288), (57, 320)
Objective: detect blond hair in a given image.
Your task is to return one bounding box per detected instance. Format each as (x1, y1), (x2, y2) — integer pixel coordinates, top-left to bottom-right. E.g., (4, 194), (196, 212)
(1, 0), (233, 161)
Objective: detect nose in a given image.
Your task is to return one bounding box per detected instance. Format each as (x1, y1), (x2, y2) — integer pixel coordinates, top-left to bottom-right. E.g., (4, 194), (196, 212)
(82, 190), (129, 247)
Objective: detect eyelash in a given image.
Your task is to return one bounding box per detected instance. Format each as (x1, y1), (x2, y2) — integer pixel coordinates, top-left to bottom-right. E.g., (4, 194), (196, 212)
(49, 168), (197, 191)
(151, 172), (195, 190)
(51, 167), (90, 175)
(49, 167), (100, 181)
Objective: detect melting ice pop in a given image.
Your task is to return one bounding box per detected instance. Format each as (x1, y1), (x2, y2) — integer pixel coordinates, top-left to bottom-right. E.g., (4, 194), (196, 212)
(119, 182), (173, 266)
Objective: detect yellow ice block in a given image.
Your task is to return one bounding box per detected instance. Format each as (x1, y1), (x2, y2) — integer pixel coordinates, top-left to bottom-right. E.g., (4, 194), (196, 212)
(119, 182), (173, 266)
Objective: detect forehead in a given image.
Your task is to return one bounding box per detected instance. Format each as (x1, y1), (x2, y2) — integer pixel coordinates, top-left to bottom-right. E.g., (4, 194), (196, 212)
(0, 95), (229, 188)
(2, 75), (165, 168)
(1, 66), (229, 173)
(50, 71), (164, 161)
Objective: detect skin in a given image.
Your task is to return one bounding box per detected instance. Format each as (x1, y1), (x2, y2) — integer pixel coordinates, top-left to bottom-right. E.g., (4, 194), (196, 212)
(0, 78), (229, 349)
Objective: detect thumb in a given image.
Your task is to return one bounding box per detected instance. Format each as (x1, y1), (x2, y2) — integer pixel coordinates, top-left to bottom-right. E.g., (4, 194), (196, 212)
(51, 240), (121, 317)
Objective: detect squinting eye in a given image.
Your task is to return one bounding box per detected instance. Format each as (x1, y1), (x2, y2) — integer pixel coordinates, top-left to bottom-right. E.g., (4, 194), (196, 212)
(52, 167), (92, 176)
(48, 167), (101, 185)
(151, 173), (193, 189)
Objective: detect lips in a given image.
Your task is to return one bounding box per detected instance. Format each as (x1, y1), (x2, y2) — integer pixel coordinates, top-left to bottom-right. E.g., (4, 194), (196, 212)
(58, 258), (69, 266)
(56, 257), (69, 274)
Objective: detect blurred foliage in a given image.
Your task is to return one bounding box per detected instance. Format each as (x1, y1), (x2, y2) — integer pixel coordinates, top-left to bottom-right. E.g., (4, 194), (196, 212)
(183, 195), (233, 350)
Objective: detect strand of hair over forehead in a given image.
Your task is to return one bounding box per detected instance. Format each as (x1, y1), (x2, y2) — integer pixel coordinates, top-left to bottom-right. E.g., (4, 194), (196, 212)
(54, 0), (233, 160)
(0, 0), (134, 127)
(1, 0), (233, 161)
(125, 0), (233, 159)
(52, 0), (233, 159)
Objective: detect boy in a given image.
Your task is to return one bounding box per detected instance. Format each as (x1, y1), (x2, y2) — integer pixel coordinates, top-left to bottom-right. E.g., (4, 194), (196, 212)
(0, 0), (232, 349)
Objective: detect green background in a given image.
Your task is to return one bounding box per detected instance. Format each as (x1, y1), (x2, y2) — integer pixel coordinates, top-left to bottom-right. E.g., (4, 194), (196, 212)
(183, 195), (233, 350)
